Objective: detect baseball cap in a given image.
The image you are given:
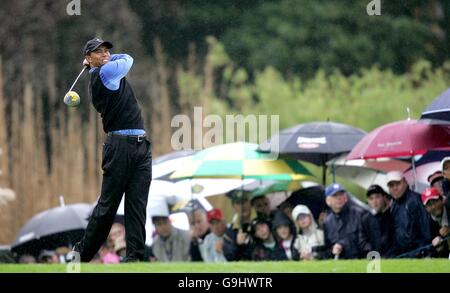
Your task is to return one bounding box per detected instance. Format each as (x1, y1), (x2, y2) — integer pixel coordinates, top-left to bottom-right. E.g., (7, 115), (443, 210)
(386, 171), (403, 184)
(427, 171), (443, 186)
(291, 205), (311, 221)
(366, 184), (388, 197)
(325, 183), (346, 197)
(207, 208), (223, 223)
(83, 38), (113, 55)
(421, 187), (441, 205)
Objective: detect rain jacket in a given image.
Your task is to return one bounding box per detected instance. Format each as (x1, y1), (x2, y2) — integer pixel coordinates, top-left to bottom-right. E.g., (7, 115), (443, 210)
(323, 201), (381, 259)
(152, 227), (191, 262)
(386, 188), (431, 257)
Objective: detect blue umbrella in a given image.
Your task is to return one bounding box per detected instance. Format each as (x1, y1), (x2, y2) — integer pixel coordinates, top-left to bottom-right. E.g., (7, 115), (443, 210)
(421, 88), (450, 121)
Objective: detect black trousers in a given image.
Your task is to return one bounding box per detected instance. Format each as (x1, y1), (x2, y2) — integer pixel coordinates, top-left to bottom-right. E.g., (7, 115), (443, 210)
(76, 135), (152, 262)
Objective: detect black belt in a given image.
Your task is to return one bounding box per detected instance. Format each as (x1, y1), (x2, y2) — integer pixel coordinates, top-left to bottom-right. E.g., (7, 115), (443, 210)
(106, 132), (146, 142)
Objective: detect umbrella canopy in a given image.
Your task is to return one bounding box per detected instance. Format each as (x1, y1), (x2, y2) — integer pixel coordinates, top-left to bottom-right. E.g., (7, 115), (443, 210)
(259, 121), (367, 165)
(173, 178), (255, 199)
(170, 142), (312, 181)
(152, 150), (196, 180)
(327, 154), (410, 190)
(402, 150), (450, 192)
(420, 88), (450, 121)
(11, 203), (93, 256)
(347, 119), (450, 160)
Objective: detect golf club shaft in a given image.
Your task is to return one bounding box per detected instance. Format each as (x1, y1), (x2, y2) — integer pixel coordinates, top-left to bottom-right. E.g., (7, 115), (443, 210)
(68, 66), (87, 93)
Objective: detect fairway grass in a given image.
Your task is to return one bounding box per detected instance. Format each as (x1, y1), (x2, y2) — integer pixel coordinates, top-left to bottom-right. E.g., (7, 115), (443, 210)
(0, 259), (449, 273)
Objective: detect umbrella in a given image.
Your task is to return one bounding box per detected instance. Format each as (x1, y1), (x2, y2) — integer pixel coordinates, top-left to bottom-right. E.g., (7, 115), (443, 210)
(173, 178), (255, 199)
(11, 203), (93, 256)
(170, 142), (312, 181)
(327, 154), (410, 190)
(152, 150), (196, 180)
(420, 88), (450, 121)
(403, 150), (450, 192)
(347, 119), (450, 160)
(259, 121), (367, 184)
(347, 119), (450, 190)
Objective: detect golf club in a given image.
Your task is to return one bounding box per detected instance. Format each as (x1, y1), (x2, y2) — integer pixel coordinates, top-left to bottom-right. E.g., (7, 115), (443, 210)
(63, 66), (87, 107)
(68, 66), (87, 93)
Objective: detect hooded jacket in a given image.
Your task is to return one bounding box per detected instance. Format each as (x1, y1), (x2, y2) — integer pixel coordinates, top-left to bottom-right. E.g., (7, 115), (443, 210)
(292, 205), (325, 259)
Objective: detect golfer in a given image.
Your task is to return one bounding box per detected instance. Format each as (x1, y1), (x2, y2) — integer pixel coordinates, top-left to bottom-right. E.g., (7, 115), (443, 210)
(74, 38), (152, 262)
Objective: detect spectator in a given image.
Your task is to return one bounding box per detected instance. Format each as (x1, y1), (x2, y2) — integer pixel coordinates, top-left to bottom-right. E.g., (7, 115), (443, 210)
(98, 242), (119, 264)
(272, 212), (298, 260)
(38, 250), (59, 264)
(152, 215), (191, 262)
(292, 205), (325, 260)
(249, 217), (287, 261)
(428, 171), (444, 195)
(108, 222), (125, 247)
(114, 236), (127, 262)
(250, 194), (275, 223)
(200, 208), (229, 262)
(386, 171), (431, 257)
(323, 183), (381, 259)
(189, 208), (211, 261)
(421, 187), (450, 258)
(228, 190), (253, 231)
(366, 184), (394, 257)
(441, 157), (450, 197)
(18, 254), (36, 264)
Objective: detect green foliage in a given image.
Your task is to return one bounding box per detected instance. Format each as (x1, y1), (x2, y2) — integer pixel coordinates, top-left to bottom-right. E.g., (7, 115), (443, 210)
(223, 0), (436, 79)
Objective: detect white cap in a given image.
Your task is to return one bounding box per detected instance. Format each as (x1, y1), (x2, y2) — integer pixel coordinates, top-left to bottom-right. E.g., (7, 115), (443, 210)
(292, 205), (312, 221)
(441, 157), (450, 171)
(386, 171), (404, 184)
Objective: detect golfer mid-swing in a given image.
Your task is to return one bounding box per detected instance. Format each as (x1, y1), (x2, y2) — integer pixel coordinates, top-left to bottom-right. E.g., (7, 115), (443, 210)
(74, 38), (152, 262)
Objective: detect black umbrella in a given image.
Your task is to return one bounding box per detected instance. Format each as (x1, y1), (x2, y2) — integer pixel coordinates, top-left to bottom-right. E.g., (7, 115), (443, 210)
(259, 121), (367, 184)
(11, 203), (93, 256)
(421, 88), (450, 121)
(152, 149), (196, 180)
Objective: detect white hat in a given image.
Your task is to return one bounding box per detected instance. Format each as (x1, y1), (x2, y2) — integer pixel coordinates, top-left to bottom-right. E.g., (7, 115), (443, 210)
(292, 205), (312, 221)
(441, 157), (450, 171)
(386, 171), (404, 184)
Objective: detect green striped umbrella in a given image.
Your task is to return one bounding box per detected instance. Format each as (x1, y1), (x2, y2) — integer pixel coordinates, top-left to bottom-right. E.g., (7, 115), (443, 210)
(170, 142), (312, 181)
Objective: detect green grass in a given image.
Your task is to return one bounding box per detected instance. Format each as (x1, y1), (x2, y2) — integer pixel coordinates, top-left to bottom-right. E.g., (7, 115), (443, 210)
(0, 259), (449, 273)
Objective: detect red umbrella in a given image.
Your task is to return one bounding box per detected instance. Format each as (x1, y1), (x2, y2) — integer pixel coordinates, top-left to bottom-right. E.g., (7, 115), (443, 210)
(347, 119), (450, 160)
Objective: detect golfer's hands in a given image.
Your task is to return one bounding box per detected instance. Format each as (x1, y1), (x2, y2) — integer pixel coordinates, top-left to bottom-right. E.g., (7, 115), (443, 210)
(83, 58), (90, 68)
(332, 243), (343, 256)
(432, 236), (443, 247)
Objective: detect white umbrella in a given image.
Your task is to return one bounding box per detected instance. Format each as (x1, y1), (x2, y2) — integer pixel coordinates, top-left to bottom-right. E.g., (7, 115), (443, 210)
(152, 150), (195, 180)
(327, 154), (410, 190)
(404, 161), (440, 193)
